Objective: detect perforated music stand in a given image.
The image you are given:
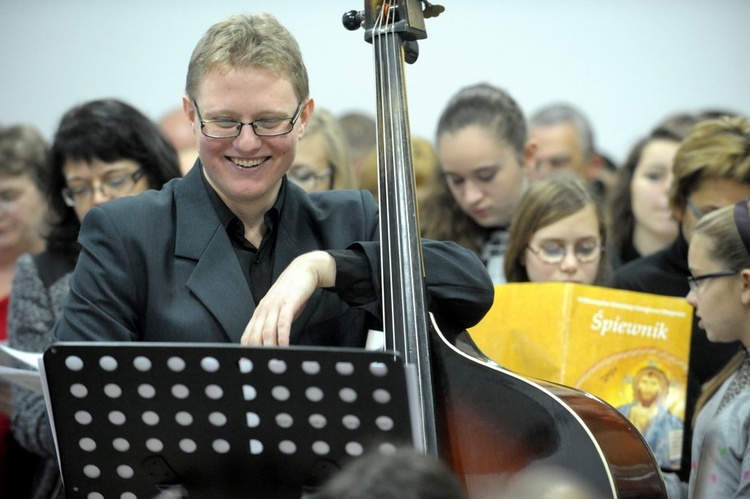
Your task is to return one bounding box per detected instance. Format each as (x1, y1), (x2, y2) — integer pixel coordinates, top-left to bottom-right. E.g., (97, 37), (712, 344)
(42, 342), (415, 499)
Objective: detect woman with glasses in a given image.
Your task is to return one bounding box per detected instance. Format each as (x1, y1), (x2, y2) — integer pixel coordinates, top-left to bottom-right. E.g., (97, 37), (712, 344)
(504, 173), (609, 285)
(662, 198), (750, 498)
(288, 107), (356, 193)
(8, 98), (181, 499)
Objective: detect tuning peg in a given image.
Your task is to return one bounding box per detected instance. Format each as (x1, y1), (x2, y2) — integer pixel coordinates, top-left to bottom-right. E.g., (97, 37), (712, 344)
(342, 10), (364, 31)
(422, 1), (445, 18)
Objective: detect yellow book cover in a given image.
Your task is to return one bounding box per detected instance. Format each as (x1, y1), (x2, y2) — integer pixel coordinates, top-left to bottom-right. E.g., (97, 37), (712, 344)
(469, 282), (692, 470)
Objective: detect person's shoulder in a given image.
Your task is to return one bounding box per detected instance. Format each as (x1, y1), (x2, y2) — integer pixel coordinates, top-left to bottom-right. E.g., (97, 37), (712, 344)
(31, 249), (77, 289)
(612, 249), (687, 296)
(11, 253), (42, 289)
(309, 188), (375, 204)
(92, 178), (180, 229)
(301, 188), (377, 215)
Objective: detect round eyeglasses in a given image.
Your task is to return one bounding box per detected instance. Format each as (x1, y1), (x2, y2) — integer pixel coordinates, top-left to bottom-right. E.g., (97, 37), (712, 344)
(62, 169), (145, 207)
(687, 269), (740, 293)
(527, 241), (603, 265)
(193, 100), (303, 139)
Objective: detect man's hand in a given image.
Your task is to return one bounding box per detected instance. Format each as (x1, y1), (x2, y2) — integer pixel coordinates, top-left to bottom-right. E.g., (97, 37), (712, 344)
(241, 251), (335, 346)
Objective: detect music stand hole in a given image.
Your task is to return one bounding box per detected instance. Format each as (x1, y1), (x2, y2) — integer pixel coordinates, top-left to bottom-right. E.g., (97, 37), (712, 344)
(64, 355), (84, 371)
(74, 411), (92, 425)
(242, 385), (257, 401)
(238, 358), (253, 373)
(268, 358), (287, 374)
(271, 386), (290, 401)
(179, 439), (197, 453)
(305, 386), (324, 402)
(200, 356), (220, 373)
(113, 438), (129, 452)
(339, 387), (357, 403)
(342, 414), (360, 430)
(373, 388), (391, 404)
(103, 383), (122, 398)
(108, 411), (126, 425)
(302, 360), (321, 375)
(171, 384), (189, 399)
(276, 413), (293, 428)
(209, 412), (228, 427)
(99, 355), (118, 371)
(132, 356), (152, 372)
(205, 384), (223, 400)
(145, 438), (163, 453)
(137, 384), (156, 399)
(246, 412), (260, 428)
(335, 362), (355, 376)
(167, 356), (186, 372)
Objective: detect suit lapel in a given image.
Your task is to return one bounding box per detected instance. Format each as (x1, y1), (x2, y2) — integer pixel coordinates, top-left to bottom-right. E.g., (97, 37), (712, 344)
(175, 167), (253, 343)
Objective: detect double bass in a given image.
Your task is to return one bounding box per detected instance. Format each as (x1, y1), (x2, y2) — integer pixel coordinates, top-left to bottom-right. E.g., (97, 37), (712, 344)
(343, 2), (667, 497)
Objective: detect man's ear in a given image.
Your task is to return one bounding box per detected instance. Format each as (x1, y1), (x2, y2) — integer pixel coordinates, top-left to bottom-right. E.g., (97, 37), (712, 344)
(297, 97), (315, 139)
(522, 138), (537, 174)
(182, 96), (196, 129)
(586, 154), (603, 183)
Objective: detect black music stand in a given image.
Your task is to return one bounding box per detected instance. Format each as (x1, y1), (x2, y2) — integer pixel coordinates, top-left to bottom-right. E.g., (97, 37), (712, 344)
(42, 342), (416, 499)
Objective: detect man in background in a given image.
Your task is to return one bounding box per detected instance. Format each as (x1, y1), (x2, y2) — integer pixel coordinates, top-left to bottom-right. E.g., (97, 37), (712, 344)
(529, 103), (605, 196)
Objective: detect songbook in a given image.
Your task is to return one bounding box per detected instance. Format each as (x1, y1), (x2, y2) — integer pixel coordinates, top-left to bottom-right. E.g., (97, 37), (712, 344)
(469, 282), (692, 471)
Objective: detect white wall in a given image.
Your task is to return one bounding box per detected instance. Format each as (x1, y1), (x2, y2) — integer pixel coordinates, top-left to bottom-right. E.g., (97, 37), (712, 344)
(1, 0), (748, 164)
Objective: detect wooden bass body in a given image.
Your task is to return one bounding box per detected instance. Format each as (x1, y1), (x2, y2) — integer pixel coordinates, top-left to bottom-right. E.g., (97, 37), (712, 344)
(431, 315), (667, 498)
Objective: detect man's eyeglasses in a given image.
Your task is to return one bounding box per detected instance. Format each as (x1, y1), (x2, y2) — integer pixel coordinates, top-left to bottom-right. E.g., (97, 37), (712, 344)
(62, 169), (145, 207)
(526, 241), (603, 265)
(687, 269), (740, 293)
(193, 100), (303, 139)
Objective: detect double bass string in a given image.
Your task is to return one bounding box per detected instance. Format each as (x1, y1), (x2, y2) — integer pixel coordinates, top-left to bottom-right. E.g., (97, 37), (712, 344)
(372, 1), (437, 454)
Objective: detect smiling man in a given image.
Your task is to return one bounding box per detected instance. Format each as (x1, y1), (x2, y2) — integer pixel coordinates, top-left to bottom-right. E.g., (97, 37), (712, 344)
(51, 13), (494, 351)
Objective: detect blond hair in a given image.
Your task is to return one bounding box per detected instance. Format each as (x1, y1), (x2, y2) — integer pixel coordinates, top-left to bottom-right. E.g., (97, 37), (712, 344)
(185, 13), (309, 103)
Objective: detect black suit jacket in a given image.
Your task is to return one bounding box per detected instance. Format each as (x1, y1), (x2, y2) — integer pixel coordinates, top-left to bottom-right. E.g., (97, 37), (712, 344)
(53, 165), (494, 347)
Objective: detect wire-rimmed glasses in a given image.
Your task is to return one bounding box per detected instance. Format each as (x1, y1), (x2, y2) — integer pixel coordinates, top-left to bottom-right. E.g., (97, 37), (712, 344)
(526, 240), (603, 265)
(193, 100), (303, 139)
(62, 169), (145, 207)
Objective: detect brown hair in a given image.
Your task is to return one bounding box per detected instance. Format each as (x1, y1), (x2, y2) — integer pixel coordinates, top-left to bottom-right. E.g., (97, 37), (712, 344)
(420, 83), (528, 255)
(504, 173), (608, 283)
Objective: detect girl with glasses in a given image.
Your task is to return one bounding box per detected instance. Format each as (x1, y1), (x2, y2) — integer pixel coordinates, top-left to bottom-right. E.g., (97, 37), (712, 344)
(504, 173), (609, 285)
(662, 197), (750, 498)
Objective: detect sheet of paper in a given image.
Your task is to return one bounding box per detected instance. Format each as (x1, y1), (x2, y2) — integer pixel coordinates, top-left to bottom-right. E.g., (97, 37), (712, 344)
(0, 342), (43, 370)
(0, 366), (43, 394)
